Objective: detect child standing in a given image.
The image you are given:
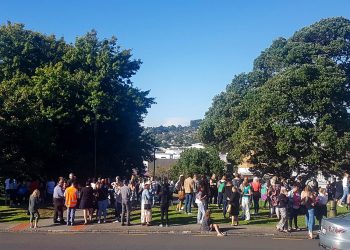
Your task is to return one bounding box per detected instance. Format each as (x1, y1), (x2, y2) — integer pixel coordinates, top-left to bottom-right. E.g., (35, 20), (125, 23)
(28, 189), (41, 229)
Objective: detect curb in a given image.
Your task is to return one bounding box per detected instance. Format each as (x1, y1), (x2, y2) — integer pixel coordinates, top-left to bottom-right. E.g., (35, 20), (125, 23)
(0, 228), (309, 239)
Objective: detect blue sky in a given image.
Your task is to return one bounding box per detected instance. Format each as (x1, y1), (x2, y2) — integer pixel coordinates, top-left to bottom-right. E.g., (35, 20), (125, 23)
(1, 0), (350, 127)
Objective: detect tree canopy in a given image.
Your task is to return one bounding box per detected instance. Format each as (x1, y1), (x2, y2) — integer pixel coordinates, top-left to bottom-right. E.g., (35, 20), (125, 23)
(169, 147), (225, 179)
(0, 22), (155, 179)
(199, 17), (350, 178)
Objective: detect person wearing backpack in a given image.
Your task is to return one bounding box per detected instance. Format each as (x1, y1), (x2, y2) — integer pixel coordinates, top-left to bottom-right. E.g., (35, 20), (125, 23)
(217, 175), (226, 209)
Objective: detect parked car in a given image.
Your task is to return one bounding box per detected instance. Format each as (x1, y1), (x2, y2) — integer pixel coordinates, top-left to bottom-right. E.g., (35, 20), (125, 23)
(319, 213), (350, 249)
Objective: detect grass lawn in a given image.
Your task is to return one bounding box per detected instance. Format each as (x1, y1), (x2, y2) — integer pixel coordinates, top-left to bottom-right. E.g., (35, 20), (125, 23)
(1, 200), (349, 227)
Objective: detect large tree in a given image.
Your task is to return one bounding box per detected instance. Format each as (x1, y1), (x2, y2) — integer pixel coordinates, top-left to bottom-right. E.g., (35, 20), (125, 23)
(200, 17), (350, 178)
(169, 148), (225, 179)
(0, 22), (155, 178)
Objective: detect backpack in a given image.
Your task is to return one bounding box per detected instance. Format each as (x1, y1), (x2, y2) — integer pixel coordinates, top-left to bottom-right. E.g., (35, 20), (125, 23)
(218, 181), (226, 193)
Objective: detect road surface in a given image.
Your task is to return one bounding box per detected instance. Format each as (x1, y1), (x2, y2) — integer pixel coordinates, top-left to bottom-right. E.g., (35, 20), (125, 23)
(0, 232), (321, 250)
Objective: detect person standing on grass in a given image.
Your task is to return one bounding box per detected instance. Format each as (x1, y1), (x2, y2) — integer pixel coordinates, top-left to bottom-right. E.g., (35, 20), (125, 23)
(276, 187), (289, 232)
(201, 209), (225, 237)
(315, 187), (328, 229)
(175, 175), (185, 212)
(301, 185), (316, 239)
(184, 174), (194, 215)
(120, 180), (131, 226)
(251, 177), (262, 215)
(229, 186), (240, 226)
(193, 174), (199, 207)
(158, 177), (172, 227)
(338, 173), (349, 207)
(195, 183), (207, 224)
(209, 174), (218, 205)
(28, 189), (41, 229)
(64, 180), (78, 226)
(288, 184), (301, 232)
(53, 178), (65, 224)
(141, 181), (152, 226)
(223, 180), (232, 218)
(334, 176), (343, 203)
(112, 177), (122, 223)
(129, 175), (137, 210)
(241, 179), (252, 221)
(80, 180), (94, 224)
(269, 178), (281, 219)
(217, 175), (226, 209)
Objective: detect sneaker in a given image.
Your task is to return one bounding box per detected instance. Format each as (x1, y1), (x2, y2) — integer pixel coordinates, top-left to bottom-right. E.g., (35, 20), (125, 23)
(103, 220), (106, 223)
(113, 220), (120, 223)
(98, 220), (101, 224)
(159, 224), (164, 227)
(165, 224), (169, 227)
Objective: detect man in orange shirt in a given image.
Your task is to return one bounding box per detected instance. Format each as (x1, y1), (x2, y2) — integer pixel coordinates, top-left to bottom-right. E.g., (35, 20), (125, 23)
(64, 180), (78, 226)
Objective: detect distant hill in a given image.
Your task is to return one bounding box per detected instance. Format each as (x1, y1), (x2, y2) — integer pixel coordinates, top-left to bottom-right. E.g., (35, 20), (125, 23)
(146, 119), (202, 147)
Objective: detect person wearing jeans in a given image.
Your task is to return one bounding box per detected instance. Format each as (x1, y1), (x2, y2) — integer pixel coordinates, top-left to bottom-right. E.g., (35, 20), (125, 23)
(195, 185), (207, 224)
(338, 173), (349, 207)
(97, 180), (109, 223)
(301, 186), (316, 239)
(184, 174), (194, 214)
(64, 180), (78, 226)
(217, 176), (226, 209)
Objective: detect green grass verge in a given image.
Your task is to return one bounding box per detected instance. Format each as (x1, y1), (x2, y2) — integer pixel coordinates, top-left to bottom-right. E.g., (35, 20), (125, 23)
(1, 202), (349, 227)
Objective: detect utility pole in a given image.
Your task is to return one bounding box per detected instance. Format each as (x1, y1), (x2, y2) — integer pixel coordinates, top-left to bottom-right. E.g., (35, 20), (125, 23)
(153, 148), (156, 179)
(94, 111), (97, 177)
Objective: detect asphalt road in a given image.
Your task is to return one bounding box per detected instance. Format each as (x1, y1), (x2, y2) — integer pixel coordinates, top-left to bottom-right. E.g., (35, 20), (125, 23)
(0, 232), (321, 250)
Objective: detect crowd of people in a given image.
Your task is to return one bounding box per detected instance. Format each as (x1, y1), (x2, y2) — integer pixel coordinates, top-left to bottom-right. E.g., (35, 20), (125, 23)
(3, 171), (350, 237)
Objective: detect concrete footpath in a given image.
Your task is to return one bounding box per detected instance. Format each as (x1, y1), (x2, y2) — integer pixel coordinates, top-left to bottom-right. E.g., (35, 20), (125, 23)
(0, 210), (312, 239)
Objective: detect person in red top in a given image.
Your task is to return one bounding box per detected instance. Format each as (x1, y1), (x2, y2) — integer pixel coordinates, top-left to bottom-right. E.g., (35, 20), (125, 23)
(251, 177), (261, 215)
(64, 180), (78, 226)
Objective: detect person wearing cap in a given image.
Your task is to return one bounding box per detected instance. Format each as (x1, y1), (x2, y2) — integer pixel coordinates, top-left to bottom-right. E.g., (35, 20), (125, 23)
(120, 180), (131, 226)
(141, 180), (152, 226)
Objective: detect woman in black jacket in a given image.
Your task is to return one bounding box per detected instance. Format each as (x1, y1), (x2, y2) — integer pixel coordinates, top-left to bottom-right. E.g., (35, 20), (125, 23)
(158, 177), (172, 227)
(229, 186), (240, 226)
